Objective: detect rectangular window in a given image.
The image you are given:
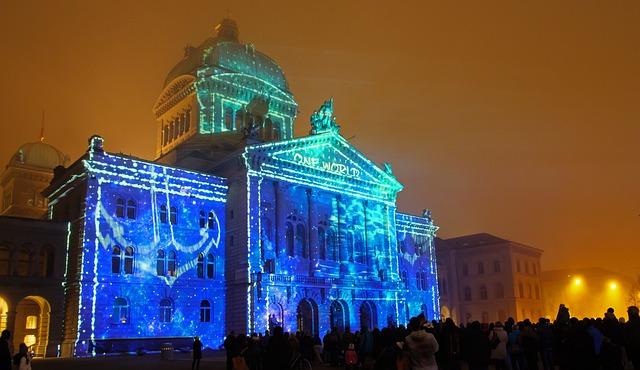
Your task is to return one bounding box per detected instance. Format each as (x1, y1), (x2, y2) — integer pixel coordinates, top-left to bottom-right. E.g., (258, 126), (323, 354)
(25, 315), (38, 329)
(516, 260), (521, 273)
(478, 262), (484, 274)
(494, 260), (501, 273)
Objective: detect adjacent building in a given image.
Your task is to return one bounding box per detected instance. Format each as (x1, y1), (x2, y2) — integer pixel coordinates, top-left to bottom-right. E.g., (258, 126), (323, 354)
(0, 140), (69, 357)
(436, 233), (544, 324)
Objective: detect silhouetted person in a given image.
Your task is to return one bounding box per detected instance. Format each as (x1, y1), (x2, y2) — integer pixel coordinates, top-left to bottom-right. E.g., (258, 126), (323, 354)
(625, 306), (640, 370)
(12, 343), (30, 370)
(192, 336), (202, 370)
(0, 330), (10, 370)
(437, 318), (461, 370)
(520, 321), (540, 370)
(265, 326), (291, 370)
(223, 331), (236, 370)
(465, 321), (490, 370)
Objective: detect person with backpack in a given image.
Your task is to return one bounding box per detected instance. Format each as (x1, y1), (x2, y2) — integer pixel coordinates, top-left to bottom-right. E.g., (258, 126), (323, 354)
(489, 322), (508, 370)
(12, 343), (31, 370)
(344, 343), (358, 370)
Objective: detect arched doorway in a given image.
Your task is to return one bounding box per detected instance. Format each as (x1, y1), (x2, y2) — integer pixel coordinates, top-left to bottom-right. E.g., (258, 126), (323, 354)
(359, 301), (377, 330)
(0, 296), (8, 332)
(296, 299), (318, 336)
(329, 300), (349, 333)
(14, 296), (50, 357)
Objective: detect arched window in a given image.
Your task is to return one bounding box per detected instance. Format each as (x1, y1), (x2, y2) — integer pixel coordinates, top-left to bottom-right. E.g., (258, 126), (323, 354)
(156, 250), (165, 276)
(200, 300), (211, 322)
(116, 198), (125, 218)
(185, 109), (191, 132)
(39, 247), (54, 277)
(207, 253), (215, 279)
(317, 226), (326, 260)
(0, 245), (10, 275)
(169, 206), (177, 225)
(496, 283), (505, 299)
(285, 222), (294, 257)
(416, 272), (422, 290)
(527, 283), (532, 298)
(160, 205), (167, 223)
(126, 200), (136, 219)
(114, 297), (129, 324)
(224, 108), (233, 130)
(295, 223), (307, 258)
(167, 251), (176, 277)
(263, 118), (273, 140)
(199, 211), (206, 228)
(235, 110), (244, 129)
(464, 287), (472, 301)
(111, 246), (121, 274)
(197, 254), (204, 278)
(272, 122), (281, 141)
(535, 285), (540, 300)
(480, 285), (488, 300)
(208, 212), (215, 229)
(327, 229), (338, 261)
(124, 247), (134, 274)
(16, 247), (30, 276)
(159, 298), (172, 323)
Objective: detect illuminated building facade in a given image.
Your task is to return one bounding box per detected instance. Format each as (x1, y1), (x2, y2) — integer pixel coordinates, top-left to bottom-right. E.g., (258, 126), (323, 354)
(41, 18), (439, 356)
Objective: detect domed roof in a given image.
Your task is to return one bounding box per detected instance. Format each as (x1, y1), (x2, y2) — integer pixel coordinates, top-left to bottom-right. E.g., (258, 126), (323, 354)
(10, 141), (68, 170)
(164, 18), (289, 91)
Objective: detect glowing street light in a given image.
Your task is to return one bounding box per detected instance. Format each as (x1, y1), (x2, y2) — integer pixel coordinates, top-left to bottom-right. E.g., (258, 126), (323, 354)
(609, 281), (618, 290)
(573, 277), (582, 287)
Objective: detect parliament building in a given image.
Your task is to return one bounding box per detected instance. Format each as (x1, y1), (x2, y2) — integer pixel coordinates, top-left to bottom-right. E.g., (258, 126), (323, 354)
(0, 18), (439, 357)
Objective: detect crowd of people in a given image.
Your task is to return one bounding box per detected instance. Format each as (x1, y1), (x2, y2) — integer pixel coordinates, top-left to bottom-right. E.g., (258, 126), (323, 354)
(221, 305), (640, 370)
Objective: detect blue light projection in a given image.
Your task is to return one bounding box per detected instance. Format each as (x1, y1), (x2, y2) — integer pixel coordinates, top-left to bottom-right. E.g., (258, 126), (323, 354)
(237, 100), (440, 337)
(52, 137), (227, 356)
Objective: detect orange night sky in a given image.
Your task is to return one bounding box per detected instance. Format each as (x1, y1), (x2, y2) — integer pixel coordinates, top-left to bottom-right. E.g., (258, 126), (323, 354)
(1, 1), (638, 275)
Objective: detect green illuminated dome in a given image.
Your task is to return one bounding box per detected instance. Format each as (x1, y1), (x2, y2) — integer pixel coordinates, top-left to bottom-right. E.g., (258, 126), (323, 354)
(164, 18), (289, 91)
(10, 141), (68, 170)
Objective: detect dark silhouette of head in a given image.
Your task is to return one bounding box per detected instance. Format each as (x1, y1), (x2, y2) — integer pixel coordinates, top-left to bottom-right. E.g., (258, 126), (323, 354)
(0, 330), (9, 340)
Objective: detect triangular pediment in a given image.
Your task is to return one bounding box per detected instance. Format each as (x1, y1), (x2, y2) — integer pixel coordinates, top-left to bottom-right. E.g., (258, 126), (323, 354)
(246, 132), (403, 199)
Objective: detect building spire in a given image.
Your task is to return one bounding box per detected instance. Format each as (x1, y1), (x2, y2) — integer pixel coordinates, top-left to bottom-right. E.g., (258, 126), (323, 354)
(40, 110), (45, 142)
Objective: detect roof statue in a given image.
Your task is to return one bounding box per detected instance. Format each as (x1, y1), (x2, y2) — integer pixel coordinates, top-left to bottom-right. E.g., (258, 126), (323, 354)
(310, 98), (340, 135)
(422, 209), (433, 222)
